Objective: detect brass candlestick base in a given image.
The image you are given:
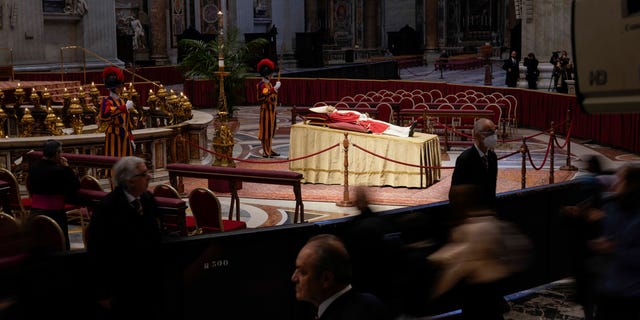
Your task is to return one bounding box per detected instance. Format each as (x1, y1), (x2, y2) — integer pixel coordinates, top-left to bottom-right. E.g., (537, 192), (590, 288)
(212, 113), (235, 167)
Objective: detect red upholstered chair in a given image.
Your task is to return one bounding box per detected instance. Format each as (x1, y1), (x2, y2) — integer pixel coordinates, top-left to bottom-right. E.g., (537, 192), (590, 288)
(503, 94), (519, 135)
(429, 89), (443, 100)
(444, 94), (457, 103)
(485, 95), (497, 103)
(153, 183), (196, 234)
(0, 168), (31, 220)
(374, 103), (393, 123)
(482, 103), (503, 129)
(411, 94), (424, 105)
(188, 187), (246, 233)
(26, 215), (66, 252)
(312, 101), (328, 108)
(340, 96), (355, 102)
(380, 96), (394, 103)
(67, 175), (102, 237)
(0, 211), (22, 252)
(490, 91), (504, 99)
(354, 101), (370, 109)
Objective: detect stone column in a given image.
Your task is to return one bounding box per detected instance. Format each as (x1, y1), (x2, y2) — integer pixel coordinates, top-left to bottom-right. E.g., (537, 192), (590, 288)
(363, 0), (379, 48)
(425, 0), (439, 49)
(149, 0), (169, 65)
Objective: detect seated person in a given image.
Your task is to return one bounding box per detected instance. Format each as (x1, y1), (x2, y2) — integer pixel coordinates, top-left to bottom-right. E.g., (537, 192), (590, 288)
(309, 105), (417, 137)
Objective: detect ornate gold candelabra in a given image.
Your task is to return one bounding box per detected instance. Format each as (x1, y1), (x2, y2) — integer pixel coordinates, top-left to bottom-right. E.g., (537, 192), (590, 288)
(0, 79), (192, 138)
(0, 107), (7, 138)
(14, 83), (25, 107)
(20, 108), (35, 137)
(212, 10), (235, 168)
(42, 88), (52, 110)
(89, 82), (100, 109)
(68, 96), (84, 134)
(45, 107), (63, 135)
(30, 89), (42, 110)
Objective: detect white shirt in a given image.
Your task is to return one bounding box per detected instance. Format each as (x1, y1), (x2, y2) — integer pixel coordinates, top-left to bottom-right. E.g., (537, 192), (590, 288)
(317, 284), (352, 318)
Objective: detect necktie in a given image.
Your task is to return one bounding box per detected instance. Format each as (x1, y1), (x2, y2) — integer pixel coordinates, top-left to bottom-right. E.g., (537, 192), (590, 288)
(131, 199), (143, 215)
(481, 155), (489, 171)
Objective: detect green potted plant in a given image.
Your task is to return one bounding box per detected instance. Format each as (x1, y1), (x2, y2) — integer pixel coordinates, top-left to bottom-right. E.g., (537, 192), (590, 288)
(178, 27), (269, 117)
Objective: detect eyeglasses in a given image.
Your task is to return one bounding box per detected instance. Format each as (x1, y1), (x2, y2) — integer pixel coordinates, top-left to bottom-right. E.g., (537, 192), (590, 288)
(479, 130), (496, 136)
(133, 171), (150, 178)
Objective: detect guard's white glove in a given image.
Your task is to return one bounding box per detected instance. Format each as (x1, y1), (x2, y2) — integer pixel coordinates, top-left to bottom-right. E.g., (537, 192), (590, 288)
(131, 141), (136, 152)
(126, 100), (134, 111)
(274, 81), (281, 91)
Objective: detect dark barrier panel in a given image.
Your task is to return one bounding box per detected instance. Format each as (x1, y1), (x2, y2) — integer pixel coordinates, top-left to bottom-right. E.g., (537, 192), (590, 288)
(0, 180), (592, 319)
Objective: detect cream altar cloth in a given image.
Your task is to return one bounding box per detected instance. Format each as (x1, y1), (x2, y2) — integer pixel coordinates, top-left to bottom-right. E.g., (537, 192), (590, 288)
(289, 123), (441, 188)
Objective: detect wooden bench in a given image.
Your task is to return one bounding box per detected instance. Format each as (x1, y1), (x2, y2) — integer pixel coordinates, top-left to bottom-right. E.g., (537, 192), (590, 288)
(434, 55), (484, 71)
(24, 151), (189, 236)
(166, 163), (305, 223)
(368, 54), (424, 68)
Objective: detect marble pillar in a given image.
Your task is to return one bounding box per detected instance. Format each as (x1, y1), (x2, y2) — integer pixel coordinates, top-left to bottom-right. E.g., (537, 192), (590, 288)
(149, 0), (170, 65)
(425, 0), (439, 49)
(363, 0), (379, 48)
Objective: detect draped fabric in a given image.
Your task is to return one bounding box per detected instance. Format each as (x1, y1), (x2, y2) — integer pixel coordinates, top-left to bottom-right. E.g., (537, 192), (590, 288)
(289, 124), (441, 188)
(245, 77), (640, 153)
(100, 96), (133, 157)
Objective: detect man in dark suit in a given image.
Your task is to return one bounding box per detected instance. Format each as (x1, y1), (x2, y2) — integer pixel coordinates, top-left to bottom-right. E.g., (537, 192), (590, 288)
(502, 50), (520, 87)
(450, 118), (498, 210)
(291, 233), (391, 320)
(27, 139), (80, 250)
(87, 156), (163, 319)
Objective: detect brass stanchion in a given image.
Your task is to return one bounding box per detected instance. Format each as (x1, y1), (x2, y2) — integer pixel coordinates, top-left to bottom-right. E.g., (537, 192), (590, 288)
(209, 10), (240, 193)
(549, 122), (555, 184)
(520, 137), (528, 189)
(211, 10), (234, 168)
(336, 133), (354, 207)
(560, 106), (578, 171)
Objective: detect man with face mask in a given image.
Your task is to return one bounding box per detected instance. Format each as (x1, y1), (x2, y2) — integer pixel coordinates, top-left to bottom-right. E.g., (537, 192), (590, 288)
(450, 118), (498, 209)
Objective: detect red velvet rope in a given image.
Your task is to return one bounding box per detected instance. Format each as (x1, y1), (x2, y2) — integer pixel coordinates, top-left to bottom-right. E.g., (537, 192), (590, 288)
(526, 134), (554, 171)
(553, 120), (574, 149)
(182, 138), (340, 164)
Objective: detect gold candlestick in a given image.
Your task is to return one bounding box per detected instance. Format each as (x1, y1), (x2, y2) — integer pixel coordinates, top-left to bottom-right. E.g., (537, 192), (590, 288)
(20, 107), (35, 137)
(68, 96), (84, 134)
(42, 87), (52, 109)
(14, 83), (25, 107)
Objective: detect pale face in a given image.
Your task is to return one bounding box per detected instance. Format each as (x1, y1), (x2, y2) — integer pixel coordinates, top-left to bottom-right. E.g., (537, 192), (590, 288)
(127, 162), (151, 197)
(291, 245), (325, 306)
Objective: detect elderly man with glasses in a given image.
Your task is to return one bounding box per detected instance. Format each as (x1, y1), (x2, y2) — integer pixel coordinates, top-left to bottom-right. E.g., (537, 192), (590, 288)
(87, 156), (163, 318)
(449, 118), (499, 210)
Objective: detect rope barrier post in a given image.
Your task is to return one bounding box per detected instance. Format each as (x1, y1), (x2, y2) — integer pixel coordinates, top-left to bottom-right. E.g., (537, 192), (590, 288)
(560, 106), (578, 171)
(336, 133), (354, 207)
(549, 121), (555, 184)
(520, 137), (528, 189)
